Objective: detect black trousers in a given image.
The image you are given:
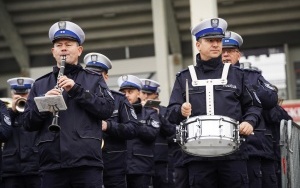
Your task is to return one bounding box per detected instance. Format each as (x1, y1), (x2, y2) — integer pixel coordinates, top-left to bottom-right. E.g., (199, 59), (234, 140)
(2, 175), (41, 188)
(247, 157), (262, 188)
(126, 174), (151, 188)
(187, 160), (249, 188)
(261, 158), (278, 188)
(153, 162), (169, 188)
(103, 173), (127, 188)
(41, 166), (103, 188)
(174, 166), (189, 188)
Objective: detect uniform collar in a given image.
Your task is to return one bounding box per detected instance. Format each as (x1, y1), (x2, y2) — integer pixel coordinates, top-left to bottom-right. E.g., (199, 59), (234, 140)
(53, 63), (83, 75)
(196, 53), (222, 72)
(132, 98), (142, 113)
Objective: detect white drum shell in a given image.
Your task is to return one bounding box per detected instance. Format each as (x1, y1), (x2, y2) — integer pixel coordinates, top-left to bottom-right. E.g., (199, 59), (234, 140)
(179, 115), (240, 157)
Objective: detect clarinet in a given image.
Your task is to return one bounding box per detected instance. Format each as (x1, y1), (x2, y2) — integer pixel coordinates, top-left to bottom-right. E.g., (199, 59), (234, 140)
(48, 55), (66, 133)
(55, 55), (66, 93)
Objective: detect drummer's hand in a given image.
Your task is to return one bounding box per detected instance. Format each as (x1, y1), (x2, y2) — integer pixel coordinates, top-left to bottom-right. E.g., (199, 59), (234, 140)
(102, 121), (108, 131)
(239, 121), (254, 135)
(181, 102), (191, 117)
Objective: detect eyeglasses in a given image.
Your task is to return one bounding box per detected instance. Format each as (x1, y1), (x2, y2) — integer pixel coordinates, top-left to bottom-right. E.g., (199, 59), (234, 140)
(222, 49), (239, 53)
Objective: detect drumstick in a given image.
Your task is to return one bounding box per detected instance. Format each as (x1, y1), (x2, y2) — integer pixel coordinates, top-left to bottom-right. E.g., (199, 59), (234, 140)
(186, 79), (189, 118)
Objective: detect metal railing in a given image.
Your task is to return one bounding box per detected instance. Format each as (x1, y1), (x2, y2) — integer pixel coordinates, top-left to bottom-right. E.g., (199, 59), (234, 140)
(280, 120), (300, 188)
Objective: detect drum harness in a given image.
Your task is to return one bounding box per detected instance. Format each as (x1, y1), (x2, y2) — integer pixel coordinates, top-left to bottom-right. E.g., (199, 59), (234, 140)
(187, 63), (236, 137)
(174, 64), (243, 156)
(187, 63), (230, 116)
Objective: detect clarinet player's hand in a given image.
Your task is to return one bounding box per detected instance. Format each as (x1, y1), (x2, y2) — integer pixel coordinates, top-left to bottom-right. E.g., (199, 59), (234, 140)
(45, 89), (61, 96)
(58, 76), (75, 92)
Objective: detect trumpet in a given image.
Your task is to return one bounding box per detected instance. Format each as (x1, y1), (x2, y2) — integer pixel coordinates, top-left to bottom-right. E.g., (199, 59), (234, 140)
(15, 97), (27, 112)
(101, 139), (104, 149)
(48, 55), (66, 133)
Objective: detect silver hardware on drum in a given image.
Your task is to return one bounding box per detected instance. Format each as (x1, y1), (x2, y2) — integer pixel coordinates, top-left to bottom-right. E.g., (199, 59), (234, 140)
(175, 115), (244, 157)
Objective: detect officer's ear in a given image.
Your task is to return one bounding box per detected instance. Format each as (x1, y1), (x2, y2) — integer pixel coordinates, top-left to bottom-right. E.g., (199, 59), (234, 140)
(196, 38), (202, 49)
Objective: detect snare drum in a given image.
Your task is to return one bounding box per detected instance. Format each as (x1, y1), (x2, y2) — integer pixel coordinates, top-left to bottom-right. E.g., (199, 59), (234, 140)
(176, 115), (241, 157)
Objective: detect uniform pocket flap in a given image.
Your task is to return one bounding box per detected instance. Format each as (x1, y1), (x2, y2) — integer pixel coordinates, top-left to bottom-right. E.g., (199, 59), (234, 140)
(133, 148), (154, 157)
(77, 129), (101, 140)
(2, 148), (17, 157)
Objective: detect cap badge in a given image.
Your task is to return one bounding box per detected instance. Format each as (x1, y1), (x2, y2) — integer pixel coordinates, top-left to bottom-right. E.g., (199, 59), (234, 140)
(145, 80), (151, 86)
(225, 31), (231, 38)
(17, 79), (24, 86)
(211, 19), (219, 28)
(122, 75), (128, 81)
(91, 54), (98, 63)
(58, 21), (66, 30)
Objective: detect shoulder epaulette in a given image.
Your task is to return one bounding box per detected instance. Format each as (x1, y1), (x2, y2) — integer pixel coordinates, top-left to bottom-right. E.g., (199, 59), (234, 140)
(231, 65), (243, 71)
(111, 90), (125, 96)
(242, 68), (261, 74)
(84, 68), (101, 75)
(176, 68), (189, 77)
(35, 72), (53, 82)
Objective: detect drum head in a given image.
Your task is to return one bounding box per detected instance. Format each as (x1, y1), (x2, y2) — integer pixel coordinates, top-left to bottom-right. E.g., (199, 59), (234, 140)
(181, 137), (239, 157)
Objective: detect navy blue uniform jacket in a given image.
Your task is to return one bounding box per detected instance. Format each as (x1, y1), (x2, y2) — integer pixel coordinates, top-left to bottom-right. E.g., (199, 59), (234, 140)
(241, 66), (278, 159)
(2, 109), (39, 177)
(0, 101), (13, 177)
(154, 106), (176, 162)
(102, 90), (138, 175)
(126, 101), (160, 175)
(23, 64), (114, 171)
(167, 55), (262, 162)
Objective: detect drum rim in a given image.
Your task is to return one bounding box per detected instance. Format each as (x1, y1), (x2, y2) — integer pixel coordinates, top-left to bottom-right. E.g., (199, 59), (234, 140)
(182, 115), (238, 124)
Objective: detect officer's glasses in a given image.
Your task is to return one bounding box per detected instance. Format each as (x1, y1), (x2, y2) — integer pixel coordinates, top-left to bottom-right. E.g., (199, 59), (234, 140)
(222, 49), (239, 54)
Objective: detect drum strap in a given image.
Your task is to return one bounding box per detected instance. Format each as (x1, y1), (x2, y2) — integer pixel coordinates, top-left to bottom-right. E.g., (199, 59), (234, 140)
(187, 63), (231, 115)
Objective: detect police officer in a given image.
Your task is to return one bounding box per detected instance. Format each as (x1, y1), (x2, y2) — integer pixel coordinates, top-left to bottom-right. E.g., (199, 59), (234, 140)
(1, 77), (40, 188)
(84, 52), (139, 188)
(140, 79), (175, 188)
(167, 18), (262, 188)
(262, 86), (292, 188)
(222, 31), (279, 188)
(117, 75), (160, 188)
(0, 99), (12, 186)
(23, 21), (114, 188)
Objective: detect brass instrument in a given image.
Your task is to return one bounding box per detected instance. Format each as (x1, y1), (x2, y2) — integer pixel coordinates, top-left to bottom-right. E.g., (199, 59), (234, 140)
(101, 139), (104, 149)
(48, 55), (66, 133)
(15, 97), (27, 112)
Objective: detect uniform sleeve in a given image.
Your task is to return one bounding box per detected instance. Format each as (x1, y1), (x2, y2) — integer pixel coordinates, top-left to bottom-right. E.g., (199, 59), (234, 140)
(0, 101), (12, 141)
(106, 97), (138, 139)
(138, 109), (160, 142)
(158, 107), (176, 137)
(264, 105), (292, 124)
(23, 84), (52, 131)
(67, 75), (114, 120)
(167, 76), (186, 124)
(242, 82), (263, 128)
(250, 74), (278, 110)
